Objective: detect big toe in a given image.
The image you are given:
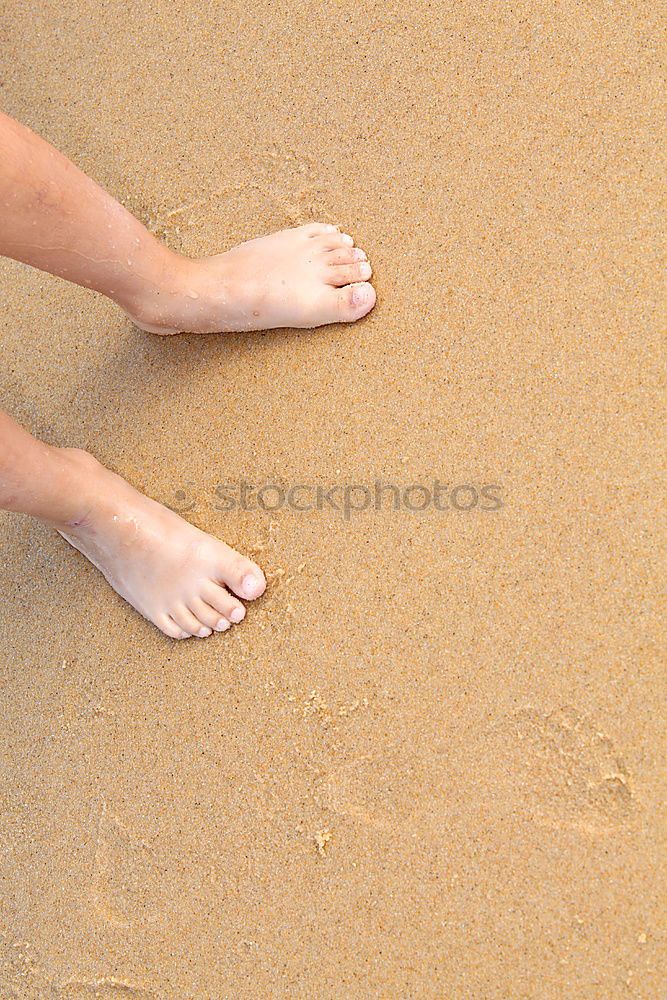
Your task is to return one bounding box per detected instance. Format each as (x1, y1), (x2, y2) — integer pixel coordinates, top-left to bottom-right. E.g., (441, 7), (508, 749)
(336, 281), (376, 323)
(218, 547), (267, 601)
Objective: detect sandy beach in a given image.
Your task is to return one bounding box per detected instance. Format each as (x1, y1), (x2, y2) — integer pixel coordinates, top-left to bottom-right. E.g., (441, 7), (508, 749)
(0, 0), (664, 996)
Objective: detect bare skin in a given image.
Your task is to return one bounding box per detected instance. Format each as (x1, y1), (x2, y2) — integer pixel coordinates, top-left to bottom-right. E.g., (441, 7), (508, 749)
(0, 112), (376, 637)
(127, 223), (375, 335)
(59, 453), (266, 639)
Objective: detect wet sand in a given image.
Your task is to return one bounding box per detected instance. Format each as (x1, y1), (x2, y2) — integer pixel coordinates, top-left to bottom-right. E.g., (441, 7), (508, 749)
(0, 1), (664, 996)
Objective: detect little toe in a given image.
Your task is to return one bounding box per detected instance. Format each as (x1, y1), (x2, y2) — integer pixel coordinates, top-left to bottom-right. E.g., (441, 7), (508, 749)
(326, 261), (373, 287)
(159, 614), (190, 640)
(336, 281), (377, 322)
(174, 604), (212, 638)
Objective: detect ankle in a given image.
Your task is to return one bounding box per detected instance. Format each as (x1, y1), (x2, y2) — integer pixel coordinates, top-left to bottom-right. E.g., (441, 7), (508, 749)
(49, 447), (107, 529)
(119, 250), (203, 335)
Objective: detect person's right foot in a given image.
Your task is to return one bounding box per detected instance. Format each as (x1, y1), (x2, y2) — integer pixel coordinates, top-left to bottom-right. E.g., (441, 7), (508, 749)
(58, 451), (266, 639)
(126, 223), (376, 334)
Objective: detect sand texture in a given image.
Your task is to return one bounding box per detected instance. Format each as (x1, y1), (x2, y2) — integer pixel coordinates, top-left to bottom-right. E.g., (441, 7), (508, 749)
(0, 1), (664, 997)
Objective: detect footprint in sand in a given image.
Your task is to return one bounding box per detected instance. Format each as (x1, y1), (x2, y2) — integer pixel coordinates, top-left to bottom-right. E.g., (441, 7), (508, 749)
(496, 705), (636, 834)
(321, 707), (635, 840)
(0, 929), (46, 999)
(0, 914), (156, 998)
(320, 749), (450, 835)
(54, 979), (156, 1000)
(89, 805), (168, 928)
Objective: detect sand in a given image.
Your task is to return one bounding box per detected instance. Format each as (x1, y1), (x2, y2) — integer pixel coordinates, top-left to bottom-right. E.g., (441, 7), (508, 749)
(0, 0), (664, 996)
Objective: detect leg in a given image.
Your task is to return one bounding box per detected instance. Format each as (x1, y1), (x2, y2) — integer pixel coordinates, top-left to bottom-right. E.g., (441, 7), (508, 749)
(0, 408), (266, 638)
(0, 111), (376, 333)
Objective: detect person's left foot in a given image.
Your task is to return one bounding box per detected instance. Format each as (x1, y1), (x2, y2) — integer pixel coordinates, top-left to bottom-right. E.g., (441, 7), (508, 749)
(126, 223), (376, 334)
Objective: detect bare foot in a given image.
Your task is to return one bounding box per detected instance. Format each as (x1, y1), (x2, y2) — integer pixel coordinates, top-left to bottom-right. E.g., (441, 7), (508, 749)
(57, 451), (266, 639)
(126, 223), (376, 334)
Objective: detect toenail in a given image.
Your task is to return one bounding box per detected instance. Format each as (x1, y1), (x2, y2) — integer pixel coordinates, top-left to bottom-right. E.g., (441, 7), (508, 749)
(230, 607), (245, 624)
(325, 224), (338, 232)
(197, 627), (211, 638)
(215, 618), (230, 631)
(359, 262), (372, 278)
(241, 573), (261, 595)
(353, 249), (367, 261)
(342, 234), (354, 245)
(351, 285), (369, 307)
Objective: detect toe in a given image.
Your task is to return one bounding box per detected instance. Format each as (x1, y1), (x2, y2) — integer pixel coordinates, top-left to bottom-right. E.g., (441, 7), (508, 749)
(336, 281), (377, 322)
(173, 604), (212, 638)
(303, 222), (339, 238)
(201, 581), (247, 624)
(215, 547), (267, 601)
(313, 231), (355, 252)
(326, 247), (367, 266)
(326, 261), (373, 287)
(188, 597), (231, 632)
(158, 614), (190, 640)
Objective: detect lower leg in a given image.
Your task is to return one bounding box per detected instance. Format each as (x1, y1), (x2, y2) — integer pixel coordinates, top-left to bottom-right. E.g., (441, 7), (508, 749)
(0, 111), (376, 333)
(0, 409), (266, 638)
